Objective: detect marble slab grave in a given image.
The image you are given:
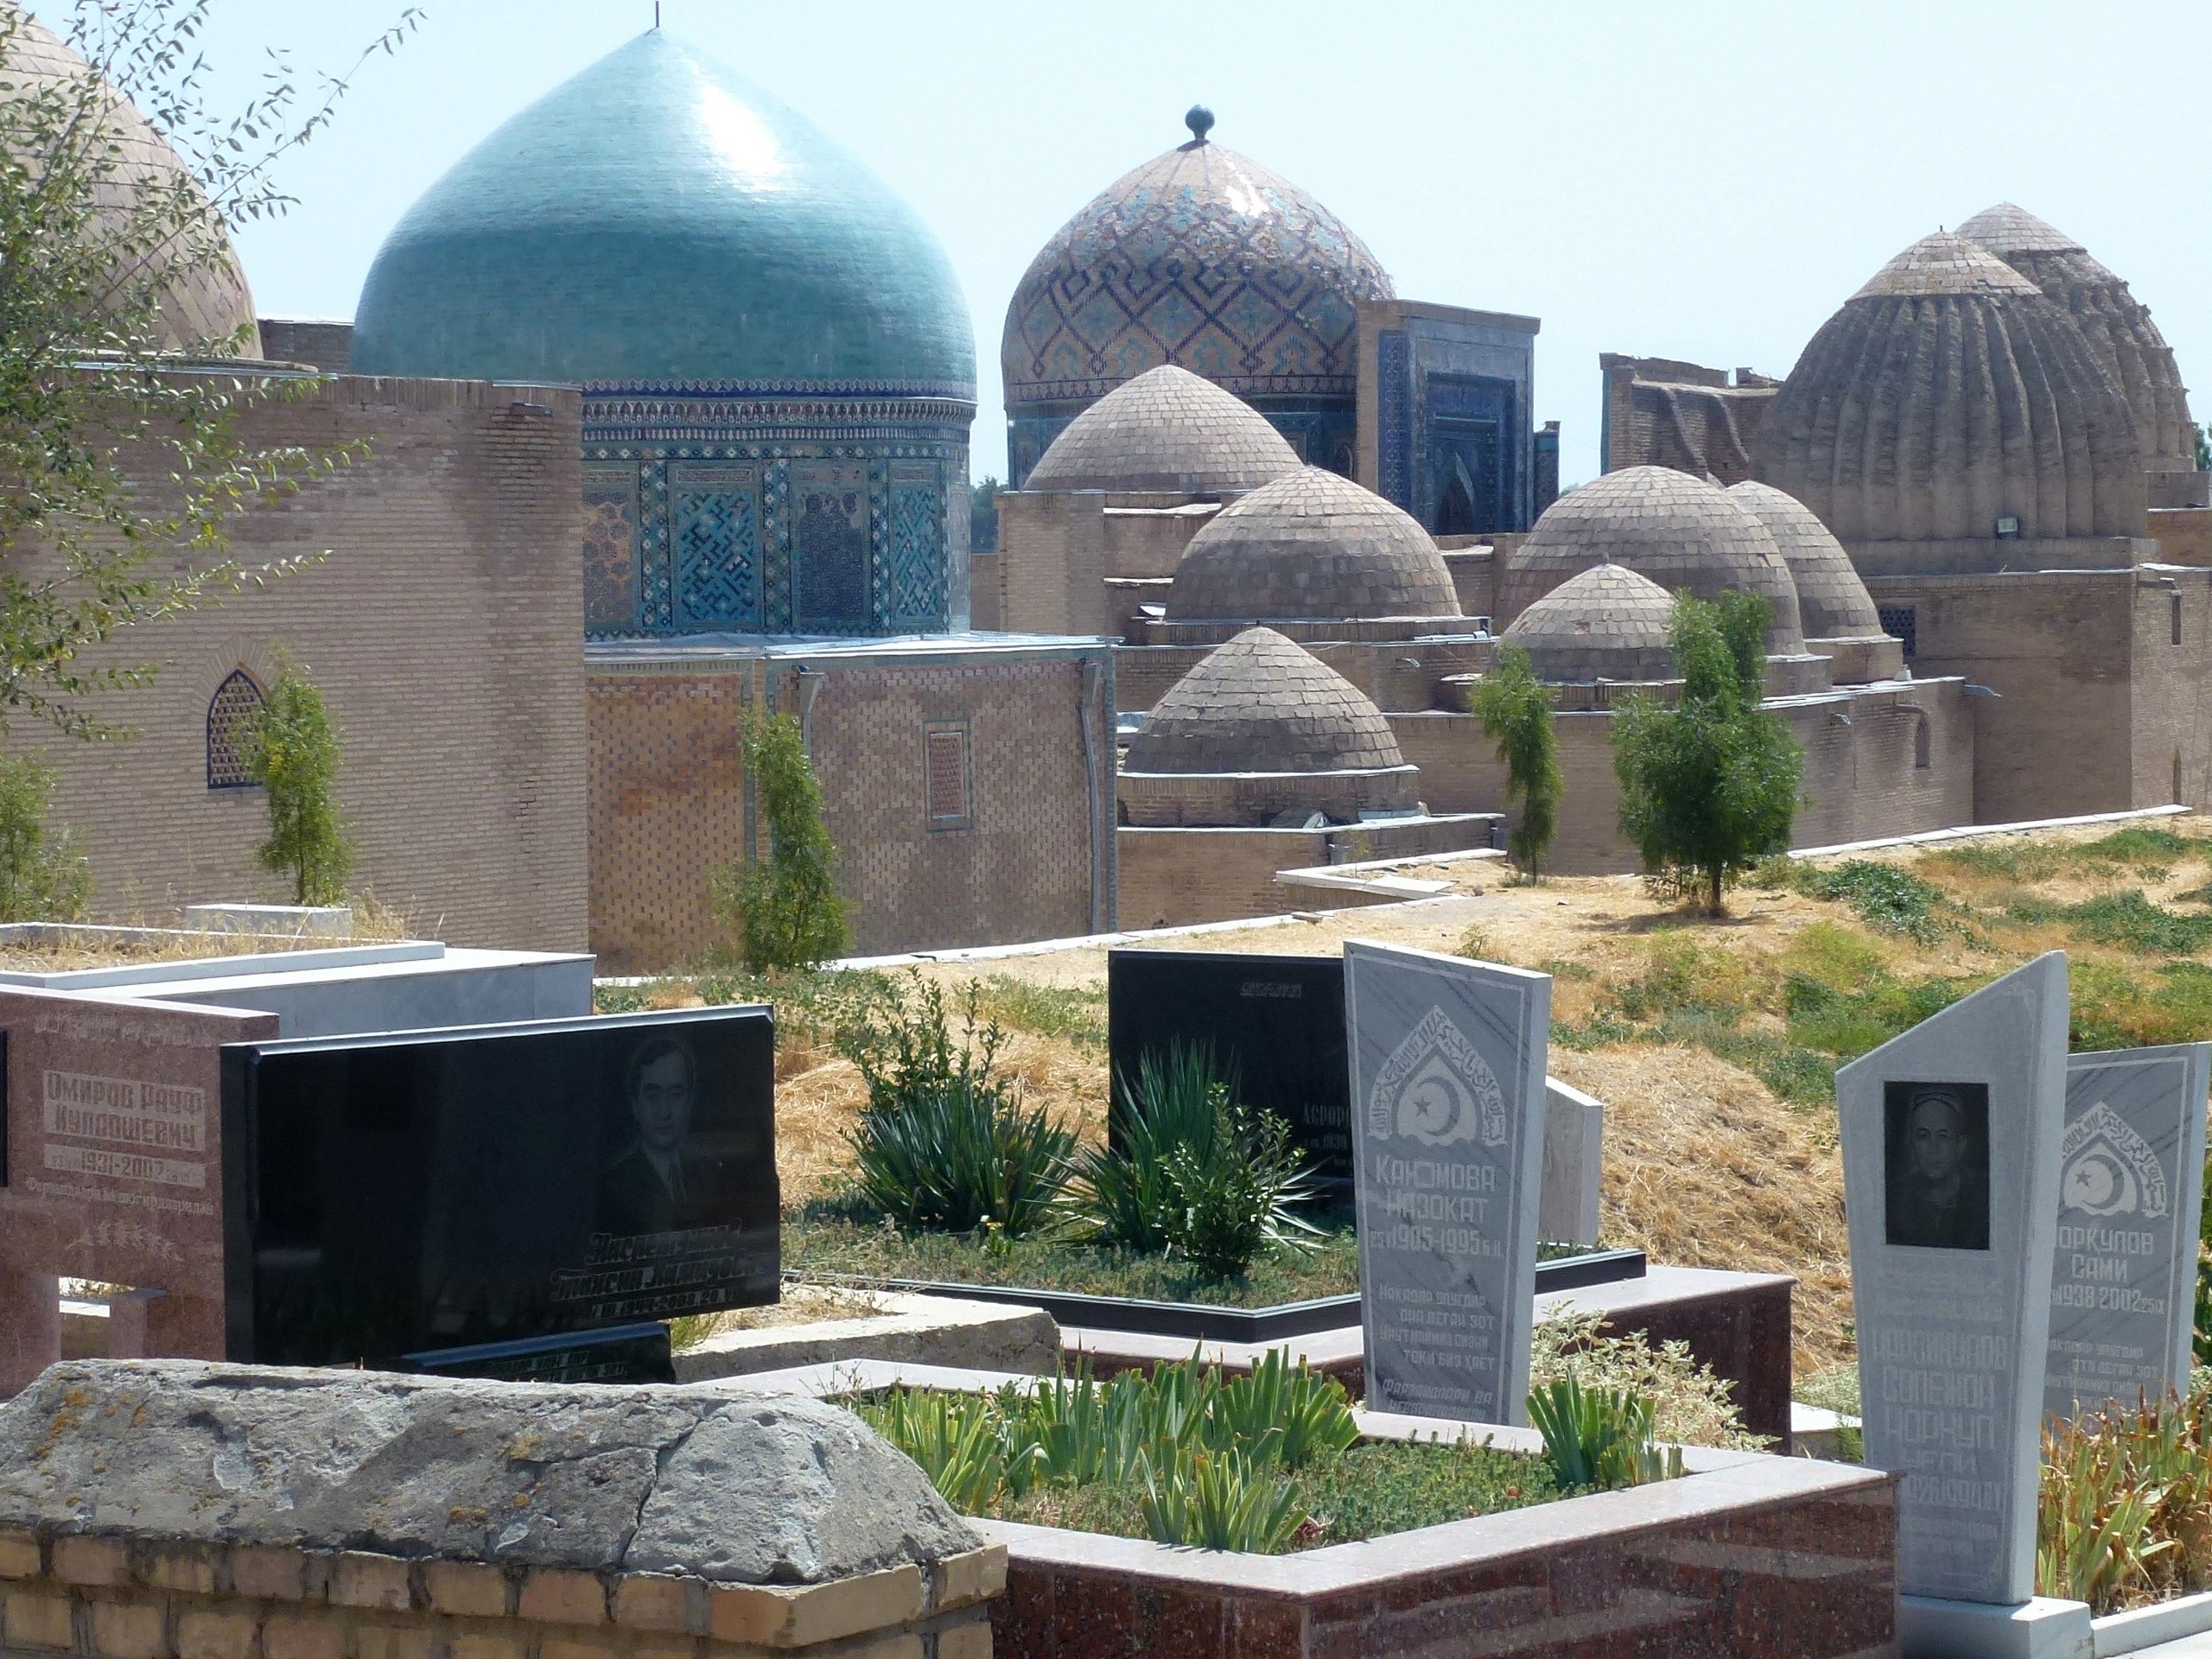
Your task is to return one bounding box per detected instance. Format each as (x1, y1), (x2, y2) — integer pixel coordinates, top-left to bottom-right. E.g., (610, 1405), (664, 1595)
(2044, 1042), (2209, 1422)
(1540, 1077), (1605, 1247)
(1838, 951), (2069, 1607)
(1346, 940), (1548, 1426)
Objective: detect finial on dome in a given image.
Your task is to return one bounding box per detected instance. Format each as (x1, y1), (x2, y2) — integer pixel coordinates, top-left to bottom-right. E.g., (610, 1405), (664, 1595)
(1184, 105), (1214, 145)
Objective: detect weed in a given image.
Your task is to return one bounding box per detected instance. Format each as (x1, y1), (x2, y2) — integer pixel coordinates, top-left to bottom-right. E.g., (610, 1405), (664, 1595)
(2037, 1379), (2212, 1613)
(972, 976), (1107, 1050)
(2061, 891), (2212, 955)
(1795, 860), (1953, 942)
(1537, 957), (1597, 981)
(594, 982), (653, 1014)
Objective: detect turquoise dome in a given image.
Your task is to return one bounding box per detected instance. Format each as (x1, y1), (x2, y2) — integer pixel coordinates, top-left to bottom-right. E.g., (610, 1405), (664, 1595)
(351, 31), (975, 392)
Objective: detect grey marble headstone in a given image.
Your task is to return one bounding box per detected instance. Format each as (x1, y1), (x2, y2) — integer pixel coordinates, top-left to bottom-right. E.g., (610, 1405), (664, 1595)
(1540, 1077), (1605, 1247)
(1838, 951), (2068, 1607)
(1346, 941), (1548, 1426)
(2044, 1042), (2209, 1422)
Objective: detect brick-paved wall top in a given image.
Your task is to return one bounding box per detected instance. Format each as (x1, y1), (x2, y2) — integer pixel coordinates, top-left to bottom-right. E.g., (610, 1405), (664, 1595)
(0, 1361), (1001, 1659)
(9, 373), (588, 951)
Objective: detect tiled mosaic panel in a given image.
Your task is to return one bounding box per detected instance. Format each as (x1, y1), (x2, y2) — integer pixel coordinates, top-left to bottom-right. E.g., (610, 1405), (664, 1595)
(581, 461), (639, 634)
(639, 461), (674, 630)
(1377, 328), (1412, 508)
(671, 463), (763, 630)
(887, 463), (945, 626)
(793, 461), (870, 631)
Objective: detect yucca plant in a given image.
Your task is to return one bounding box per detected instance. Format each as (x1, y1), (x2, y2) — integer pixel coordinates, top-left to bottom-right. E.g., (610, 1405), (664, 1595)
(862, 1388), (1014, 1513)
(1526, 1375), (1683, 1491)
(2037, 1383), (2212, 1612)
(1216, 1348), (1359, 1468)
(1076, 1041), (1228, 1252)
(1139, 1446), (1305, 1553)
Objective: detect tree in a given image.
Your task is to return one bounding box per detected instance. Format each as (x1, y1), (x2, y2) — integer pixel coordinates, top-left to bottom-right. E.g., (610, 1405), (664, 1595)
(0, 753), (91, 919)
(711, 706), (849, 970)
(1468, 642), (1560, 879)
(0, 3), (416, 737)
(1611, 590), (1802, 915)
(245, 658), (352, 905)
(969, 475), (1000, 552)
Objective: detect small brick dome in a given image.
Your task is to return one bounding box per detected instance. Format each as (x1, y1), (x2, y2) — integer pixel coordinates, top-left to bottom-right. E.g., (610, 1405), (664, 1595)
(1126, 626), (1409, 776)
(1024, 365), (1300, 494)
(1501, 466), (1804, 651)
(1500, 563), (1675, 683)
(1726, 480), (1883, 639)
(1165, 468), (1459, 623)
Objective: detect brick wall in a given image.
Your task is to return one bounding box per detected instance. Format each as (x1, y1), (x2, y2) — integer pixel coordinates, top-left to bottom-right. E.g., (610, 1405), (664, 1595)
(2126, 569), (2212, 807)
(993, 494), (1104, 635)
(588, 646), (1113, 969)
(0, 1527), (1001, 1659)
(7, 376), (588, 950)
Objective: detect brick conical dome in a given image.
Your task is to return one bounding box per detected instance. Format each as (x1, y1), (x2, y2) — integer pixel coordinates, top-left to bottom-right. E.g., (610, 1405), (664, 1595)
(1500, 563), (1675, 683)
(1025, 365), (1299, 494)
(1125, 626), (1408, 775)
(1726, 480), (1882, 639)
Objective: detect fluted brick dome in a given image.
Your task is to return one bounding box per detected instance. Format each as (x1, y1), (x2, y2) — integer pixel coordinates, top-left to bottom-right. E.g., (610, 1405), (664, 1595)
(1165, 468), (1458, 622)
(1126, 626), (1409, 775)
(1958, 203), (2196, 474)
(1024, 365), (1300, 494)
(3, 13), (257, 353)
(1726, 480), (1883, 639)
(1758, 232), (2145, 544)
(1500, 564), (1675, 683)
(1500, 466), (1804, 651)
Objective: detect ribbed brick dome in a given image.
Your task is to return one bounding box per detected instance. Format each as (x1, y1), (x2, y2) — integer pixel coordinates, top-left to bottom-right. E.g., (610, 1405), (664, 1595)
(1726, 480), (1883, 639)
(1758, 232), (2145, 545)
(1125, 626), (1408, 775)
(1500, 564), (1675, 683)
(1958, 203), (2196, 475)
(1165, 468), (1459, 622)
(1500, 466), (1804, 651)
(1025, 365), (1299, 494)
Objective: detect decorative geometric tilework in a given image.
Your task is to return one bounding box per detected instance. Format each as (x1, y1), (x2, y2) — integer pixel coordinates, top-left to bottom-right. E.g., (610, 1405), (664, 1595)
(1377, 329), (1412, 510)
(793, 461), (870, 631)
(581, 461), (639, 634)
(1425, 373), (1516, 536)
(671, 463), (762, 629)
(1878, 605), (1918, 660)
(887, 469), (944, 628)
(206, 668), (264, 790)
(639, 460), (673, 630)
(924, 721), (972, 831)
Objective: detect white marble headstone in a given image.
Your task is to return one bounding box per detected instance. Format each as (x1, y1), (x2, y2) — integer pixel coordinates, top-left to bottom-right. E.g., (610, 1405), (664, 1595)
(1540, 1077), (1605, 1247)
(1345, 941), (1548, 1426)
(2044, 1042), (2209, 1422)
(1837, 951), (2068, 1607)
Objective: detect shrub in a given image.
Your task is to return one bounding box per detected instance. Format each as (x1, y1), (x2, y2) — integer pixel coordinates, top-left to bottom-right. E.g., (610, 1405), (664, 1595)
(0, 753), (89, 920)
(244, 658), (353, 906)
(1795, 860), (1951, 942)
(1072, 1040), (1320, 1276)
(1531, 1306), (1765, 1451)
(711, 708), (849, 971)
(1525, 1374), (1684, 1491)
(1612, 591), (1802, 915)
(1469, 642), (1560, 879)
(2037, 1382), (2212, 1613)
(839, 976), (1075, 1236)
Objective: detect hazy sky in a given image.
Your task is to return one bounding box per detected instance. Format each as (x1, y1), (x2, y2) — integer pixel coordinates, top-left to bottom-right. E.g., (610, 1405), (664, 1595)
(124, 0), (2212, 487)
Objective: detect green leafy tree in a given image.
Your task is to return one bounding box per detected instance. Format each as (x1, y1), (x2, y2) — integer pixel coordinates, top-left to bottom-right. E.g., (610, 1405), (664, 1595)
(2196, 424), (2211, 474)
(1468, 642), (1560, 879)
(1611, 590), (1802, 915)
(0, 753), (91, 919)
(244, 658), (352, 905)
(969, 475), (1000, 552)
(712, 707), (849, 970)
(0, 3), (416, 737)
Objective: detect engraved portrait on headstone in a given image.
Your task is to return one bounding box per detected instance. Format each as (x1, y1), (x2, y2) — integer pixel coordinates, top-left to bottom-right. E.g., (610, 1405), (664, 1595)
(1884, 1081), (1991, 1250)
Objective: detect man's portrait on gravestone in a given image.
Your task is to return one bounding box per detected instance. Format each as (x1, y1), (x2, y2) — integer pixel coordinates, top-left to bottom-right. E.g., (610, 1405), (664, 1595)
(1884, 1080), (1991, 1249)
(599, 1033), (715, 1237)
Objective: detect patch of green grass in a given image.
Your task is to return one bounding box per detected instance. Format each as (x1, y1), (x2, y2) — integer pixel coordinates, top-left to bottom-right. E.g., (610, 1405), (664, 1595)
(1537, 957), (1597, 982)
(2058, 891), (2212, 956)
(594, 982), (655, 1014)
(1923, 840), (2063, 883)
(971, 976), (1107, 1050)
(986, 1435), (1556, 1548)
(1795, 860), (1955, 943)
(2071, 826), (2202, 878)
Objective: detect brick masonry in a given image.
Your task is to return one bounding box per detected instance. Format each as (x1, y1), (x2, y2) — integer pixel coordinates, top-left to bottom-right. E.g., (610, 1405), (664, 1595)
(7, 375), (588, 950)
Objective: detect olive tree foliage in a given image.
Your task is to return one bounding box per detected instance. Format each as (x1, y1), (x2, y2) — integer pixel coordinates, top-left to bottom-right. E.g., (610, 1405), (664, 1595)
(0, 1), (416, 737)
(711, 707), (851, 971)
(1467, 641), (1560, 879)
(1611, 590), (1802, 915)
(243, 656), (351, 906)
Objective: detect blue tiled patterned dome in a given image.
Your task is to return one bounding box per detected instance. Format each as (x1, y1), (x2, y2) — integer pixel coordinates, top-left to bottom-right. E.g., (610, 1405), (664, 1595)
(1001, 114), (1392, 485)
(351, 30), (974, 393)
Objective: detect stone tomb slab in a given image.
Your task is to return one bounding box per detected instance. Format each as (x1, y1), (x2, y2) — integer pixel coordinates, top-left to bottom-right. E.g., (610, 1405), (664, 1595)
(1108, 948), (1351, 1179)
(0, 986), (277, 1395)
(2045, 1041), (2210, 1422)
(1838, 951), (2068, 1608)
(1345, 940), (1548, 1425)
(223, 1006), (779, 1367)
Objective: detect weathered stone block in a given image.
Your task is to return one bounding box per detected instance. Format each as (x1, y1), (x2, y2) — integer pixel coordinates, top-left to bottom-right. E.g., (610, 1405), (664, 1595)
(5, 1586), (77, 1649)
(142, 1550), (218, 1596)
(175, 1608), (259, 1659)
(610, 1573), (690, 1632)
(227, 1549), (307, 1603)
(423, 1562), (508, 1620)
(930, 1548), (1006, 1614)
(331, 1554), (411, 1612)
(935, 1619), (993, 1659)
(92, 1597), (169, 1659)
(258, 1615), (340, 1659)
(517, 1570), (605, 1627)
(709, 1564), (925, 1648)
(0, 1529), (40, 1580)
(54, 1535), (129, 1586)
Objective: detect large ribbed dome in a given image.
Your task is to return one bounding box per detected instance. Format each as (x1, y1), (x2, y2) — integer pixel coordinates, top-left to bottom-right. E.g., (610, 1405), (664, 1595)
(1025, 365), (1300, 494)
(1126, 627), (1409, 775)
(351, 31), (973, 391)
(1958, 203), (2195, 474)
(1002, 118), (1392, 412)
(1726, 480), (1883, 639)
(2, 12), (257, 353)
(1166, 468), (1457, 622)
(1500, 564), (1675, 683)
(1758, 232), (2144, 545)
(1501, 467), (1804, 651)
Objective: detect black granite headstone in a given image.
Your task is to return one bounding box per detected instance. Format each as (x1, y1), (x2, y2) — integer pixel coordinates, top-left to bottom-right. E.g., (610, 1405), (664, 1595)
(1107, 950), (1349, 1181)
(403, 1322), (677, 1385)
(220, 1006), (778, 1367)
